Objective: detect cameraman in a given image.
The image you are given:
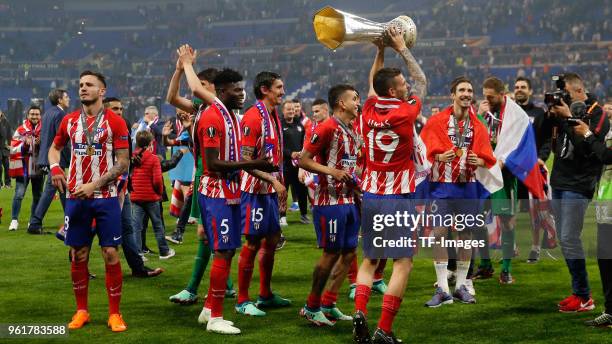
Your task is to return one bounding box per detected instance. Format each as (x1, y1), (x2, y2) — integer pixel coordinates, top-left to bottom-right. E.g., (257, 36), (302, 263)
(549, 73), (609, 312)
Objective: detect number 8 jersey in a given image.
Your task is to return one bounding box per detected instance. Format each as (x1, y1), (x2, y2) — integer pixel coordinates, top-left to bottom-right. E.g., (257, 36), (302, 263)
(359, 95), (421, 195)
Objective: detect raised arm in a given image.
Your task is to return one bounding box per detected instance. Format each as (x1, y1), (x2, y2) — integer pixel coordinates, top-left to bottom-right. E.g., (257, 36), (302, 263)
(178, 44), (216, 106)
(166, 58), (195, 113)
(368, 38), (386, 98)
(387, 27), (427, 99)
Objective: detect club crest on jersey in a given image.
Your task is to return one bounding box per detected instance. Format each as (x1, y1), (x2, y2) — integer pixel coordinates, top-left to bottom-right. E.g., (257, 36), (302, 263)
(222, 235), (229, 243)
(310, 134), (319, 144)
(330, 234), (336, 243)
(254, 222), (260, 230)
(243, 126), (250, 136)
(207, 127), (216, 138)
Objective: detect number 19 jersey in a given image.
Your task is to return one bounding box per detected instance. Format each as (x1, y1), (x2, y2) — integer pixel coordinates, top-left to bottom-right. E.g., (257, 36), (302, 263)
(359, 95), (421, 195)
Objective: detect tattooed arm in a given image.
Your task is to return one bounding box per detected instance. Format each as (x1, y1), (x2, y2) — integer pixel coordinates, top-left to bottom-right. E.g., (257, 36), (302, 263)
(72, 148), (129, 199)
(241, 145), (287, 207)
(387, 27), (427, 99)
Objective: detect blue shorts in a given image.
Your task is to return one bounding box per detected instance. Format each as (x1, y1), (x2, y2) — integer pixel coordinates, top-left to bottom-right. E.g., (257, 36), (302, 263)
(198, 194), (242, 251)
(428, 182), (482, 218)
(313, 204), (360, 250)
(64, 197), (122, 247)
(361, 192), (417, 259)
(241, 192), (280, 237)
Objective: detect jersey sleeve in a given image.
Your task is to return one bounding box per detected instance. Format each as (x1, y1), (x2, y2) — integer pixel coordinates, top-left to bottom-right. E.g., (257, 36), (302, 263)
(198, 110), (222, 149)
(240, 110), (262, 148)
(53, 115), (70, 148)
(109, 113), (129, 150)
(303, 122), (332, 157)
(363, 96), (377, 115)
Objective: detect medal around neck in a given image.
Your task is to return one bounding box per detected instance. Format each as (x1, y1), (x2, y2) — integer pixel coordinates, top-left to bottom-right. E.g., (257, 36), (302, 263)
(313, 6), (417, 50)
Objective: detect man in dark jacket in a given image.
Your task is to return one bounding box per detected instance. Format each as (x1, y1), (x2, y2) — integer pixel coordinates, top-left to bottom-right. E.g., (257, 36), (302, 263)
(514, 77), (553, 263)
(549, 72), (610, 313)
(27, 89), (70, 234)
(0, 110), (11, 188)
(280, 100), (309, 225)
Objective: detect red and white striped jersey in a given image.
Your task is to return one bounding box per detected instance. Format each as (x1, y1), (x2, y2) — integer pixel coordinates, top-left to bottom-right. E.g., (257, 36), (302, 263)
(53, 109), (129, 199)
(430, 111), (477, 183)
(196, 98), (241, 200)
(239, 103), (283, 194)
(359, 96), (421, 195)
(303, 117), (359, 206)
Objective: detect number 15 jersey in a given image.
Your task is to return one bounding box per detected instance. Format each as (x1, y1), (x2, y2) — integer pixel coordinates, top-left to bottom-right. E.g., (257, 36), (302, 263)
(359, 95), (421, 195)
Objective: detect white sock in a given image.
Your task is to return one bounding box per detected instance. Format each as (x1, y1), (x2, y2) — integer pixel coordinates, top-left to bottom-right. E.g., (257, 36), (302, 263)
(455, 261), (470, 291)
(531, 245), (541, 253)
(434, 261), (449, 294)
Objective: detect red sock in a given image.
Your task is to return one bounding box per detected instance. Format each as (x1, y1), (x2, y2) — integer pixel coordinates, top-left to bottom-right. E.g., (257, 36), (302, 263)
(347, 256), (358, 285)
(378, 295), (402, 333)
(209, 257), (231, 318)
(306, 292), (321, 310)
(203, 287), (211, 309)
(258, 242), (276, 299)
(374, 259), (387, 281)
(321, 291), (338, 308)
(237, 245), (257, 304)
(105, 262), (123, 315)
(71, 260), (89, 311)
(354, 284), (371, 315)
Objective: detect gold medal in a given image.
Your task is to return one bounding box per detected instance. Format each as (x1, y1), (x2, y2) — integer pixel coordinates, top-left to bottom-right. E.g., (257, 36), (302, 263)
(455, 148), (463, 158)
(86, 145), (95, 156)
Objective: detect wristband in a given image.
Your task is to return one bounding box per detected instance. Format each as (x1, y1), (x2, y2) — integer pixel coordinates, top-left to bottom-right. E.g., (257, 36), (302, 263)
(583, 130), (593, 139)
(51, 165), (64, 177)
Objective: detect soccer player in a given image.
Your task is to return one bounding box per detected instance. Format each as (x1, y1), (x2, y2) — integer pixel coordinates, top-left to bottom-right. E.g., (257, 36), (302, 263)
(298, 84), (361, 326)
(48, 70), (130, 332)
(178, 44), (276, 334)
(352, 27), (427, 344)
(234, 71), (291, 316)
(166, 62), (236, 304)
(420, 77), (497, 306)
(478, 77), (518, 284)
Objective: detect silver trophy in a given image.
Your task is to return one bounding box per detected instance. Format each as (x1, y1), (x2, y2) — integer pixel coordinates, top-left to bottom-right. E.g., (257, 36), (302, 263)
(313, 6), (417, 50)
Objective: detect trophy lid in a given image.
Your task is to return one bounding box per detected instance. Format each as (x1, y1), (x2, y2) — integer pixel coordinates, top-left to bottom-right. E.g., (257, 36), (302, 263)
(312, 6), (346, 50)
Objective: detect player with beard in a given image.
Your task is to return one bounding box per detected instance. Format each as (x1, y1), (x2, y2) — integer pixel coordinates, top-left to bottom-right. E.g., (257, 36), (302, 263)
(478, 77), (519, 284)
(421, 77), (497, 306)
(177, 45), (276, 335)
(235, 71), (291, 317)
(299, 84), (361, 326)
(49, 71), (130, 332)
(352, 27), (427, 344)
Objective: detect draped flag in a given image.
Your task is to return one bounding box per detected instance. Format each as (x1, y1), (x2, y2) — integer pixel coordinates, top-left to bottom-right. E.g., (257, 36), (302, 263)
(420, 106), (503, 199)
(485, 96), (545, 199)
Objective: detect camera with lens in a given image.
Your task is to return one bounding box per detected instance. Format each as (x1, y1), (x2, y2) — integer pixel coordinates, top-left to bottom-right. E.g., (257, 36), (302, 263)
(544, 75), (571, 108)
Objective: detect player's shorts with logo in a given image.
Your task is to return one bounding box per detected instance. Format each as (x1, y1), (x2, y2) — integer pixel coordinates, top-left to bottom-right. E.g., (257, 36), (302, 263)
(241, 192), (280, 237)
(313, 204), (360, 250)
(64, 197), (122, 247)
(198, 194), (242, 251)
(490, 168), (518, 216)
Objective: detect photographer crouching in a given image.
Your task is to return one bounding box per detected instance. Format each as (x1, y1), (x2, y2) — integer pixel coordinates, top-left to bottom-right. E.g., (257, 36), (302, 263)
(548, 72), (609, 313)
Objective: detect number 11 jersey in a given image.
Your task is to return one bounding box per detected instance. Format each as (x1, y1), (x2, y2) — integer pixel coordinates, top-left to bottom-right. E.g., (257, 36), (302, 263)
(359, 95), (421, 195)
